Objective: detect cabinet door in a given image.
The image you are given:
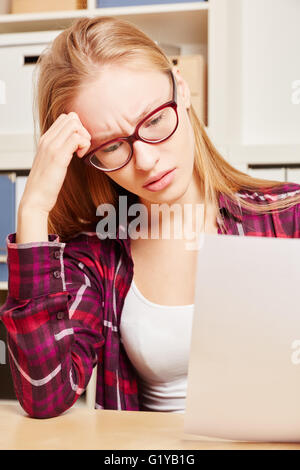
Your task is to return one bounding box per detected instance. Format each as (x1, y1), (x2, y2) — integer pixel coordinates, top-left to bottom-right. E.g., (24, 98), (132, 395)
(0, 43), (51, 134)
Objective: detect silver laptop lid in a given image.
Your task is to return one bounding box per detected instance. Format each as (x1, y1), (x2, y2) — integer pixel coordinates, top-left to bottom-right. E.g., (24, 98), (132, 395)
(184, 233), (300, 443)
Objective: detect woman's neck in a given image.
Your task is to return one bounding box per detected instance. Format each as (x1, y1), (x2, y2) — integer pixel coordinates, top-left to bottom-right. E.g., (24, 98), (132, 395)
(136, 171), (211, 240)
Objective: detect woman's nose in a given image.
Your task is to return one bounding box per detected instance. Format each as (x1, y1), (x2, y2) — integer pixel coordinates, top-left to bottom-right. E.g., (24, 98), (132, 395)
(133, 140), (159, 171)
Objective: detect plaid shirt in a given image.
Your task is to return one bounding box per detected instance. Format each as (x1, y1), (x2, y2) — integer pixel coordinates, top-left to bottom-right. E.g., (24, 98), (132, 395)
(1, 182), (300, 418)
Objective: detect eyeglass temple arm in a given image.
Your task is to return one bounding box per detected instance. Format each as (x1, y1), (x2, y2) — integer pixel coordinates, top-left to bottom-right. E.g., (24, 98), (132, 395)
(170, 70), (177, 104)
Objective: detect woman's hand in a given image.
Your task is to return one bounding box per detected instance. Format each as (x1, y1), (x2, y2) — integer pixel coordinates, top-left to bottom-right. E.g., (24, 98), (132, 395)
(15, 112), (92, 243)
(20, 111), (91, 216)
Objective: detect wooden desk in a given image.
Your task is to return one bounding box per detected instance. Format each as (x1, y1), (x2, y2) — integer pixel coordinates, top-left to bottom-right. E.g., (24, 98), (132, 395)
(1, 403), (300, 450)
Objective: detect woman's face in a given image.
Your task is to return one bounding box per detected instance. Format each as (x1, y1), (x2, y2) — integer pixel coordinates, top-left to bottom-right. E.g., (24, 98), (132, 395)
(69, 63), (196, 207)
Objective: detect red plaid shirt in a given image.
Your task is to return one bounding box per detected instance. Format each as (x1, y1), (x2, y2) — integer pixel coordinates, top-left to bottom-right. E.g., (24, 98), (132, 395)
(1, 182), (300, 418)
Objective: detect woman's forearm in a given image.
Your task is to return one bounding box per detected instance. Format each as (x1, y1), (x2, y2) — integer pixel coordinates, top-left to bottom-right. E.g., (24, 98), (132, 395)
(1, 232), (104, 418)
(16, 204), (49, 243)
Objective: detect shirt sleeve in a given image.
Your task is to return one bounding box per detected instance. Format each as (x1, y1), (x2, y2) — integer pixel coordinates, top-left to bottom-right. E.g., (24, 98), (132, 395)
(0, 232), (105, 419)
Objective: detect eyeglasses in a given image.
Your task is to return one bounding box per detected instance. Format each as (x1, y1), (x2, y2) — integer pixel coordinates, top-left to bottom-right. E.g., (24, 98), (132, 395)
(82, 71), (178, 172)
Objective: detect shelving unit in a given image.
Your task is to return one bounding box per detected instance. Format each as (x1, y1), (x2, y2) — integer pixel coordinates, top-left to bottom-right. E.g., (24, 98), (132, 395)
(228, 145), (300, 166)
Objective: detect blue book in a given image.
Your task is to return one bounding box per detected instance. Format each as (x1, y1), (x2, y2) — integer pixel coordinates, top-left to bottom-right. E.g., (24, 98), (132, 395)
(15, 175), (28, 229)
(0, 173), (16, 282)
(97, 1), (206, 7)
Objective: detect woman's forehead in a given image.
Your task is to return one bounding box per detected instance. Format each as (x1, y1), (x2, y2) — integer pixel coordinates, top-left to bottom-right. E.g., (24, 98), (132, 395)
(78, 65), (169, 108)
(70, 66), (171, 136)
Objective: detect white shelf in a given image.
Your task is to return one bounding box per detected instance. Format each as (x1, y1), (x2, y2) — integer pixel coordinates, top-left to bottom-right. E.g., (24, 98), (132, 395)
(0, 282), (8, 291)
(0, 3), (209, 36)
(227, 144), (300, 166)
(0, 29), (62, 45)
(0, 152), (34, 170)
(0, 134), (35, 170)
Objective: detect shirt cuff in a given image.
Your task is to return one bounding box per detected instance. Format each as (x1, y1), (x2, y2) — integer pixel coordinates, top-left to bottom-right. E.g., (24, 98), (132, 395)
(6, 233), (67, 300)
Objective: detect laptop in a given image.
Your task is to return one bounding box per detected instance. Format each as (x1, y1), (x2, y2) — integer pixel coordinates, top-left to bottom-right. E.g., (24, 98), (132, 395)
(184, 233), (300, 443)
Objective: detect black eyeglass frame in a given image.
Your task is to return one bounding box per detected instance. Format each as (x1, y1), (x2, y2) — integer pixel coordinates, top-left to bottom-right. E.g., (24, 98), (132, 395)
(81, 70), (178, 172)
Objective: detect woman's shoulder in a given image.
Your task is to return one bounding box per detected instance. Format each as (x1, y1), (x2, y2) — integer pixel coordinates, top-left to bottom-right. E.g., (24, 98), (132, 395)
(236, 182), (300, 238)
(236, 182), (300, 203)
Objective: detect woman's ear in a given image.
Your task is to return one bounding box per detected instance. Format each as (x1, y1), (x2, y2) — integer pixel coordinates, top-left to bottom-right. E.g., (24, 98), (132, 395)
(171, 65), (191, 111)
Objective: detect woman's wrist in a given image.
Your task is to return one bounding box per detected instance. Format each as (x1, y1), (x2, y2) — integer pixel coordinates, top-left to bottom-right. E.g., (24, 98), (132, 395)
(16, 204), (49, 243)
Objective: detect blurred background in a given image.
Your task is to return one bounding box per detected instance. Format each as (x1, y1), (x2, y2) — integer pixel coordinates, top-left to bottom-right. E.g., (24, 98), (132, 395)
(0, 0), (300, 401)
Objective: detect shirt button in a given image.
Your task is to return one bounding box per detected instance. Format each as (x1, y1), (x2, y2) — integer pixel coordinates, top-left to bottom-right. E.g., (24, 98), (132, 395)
(53, 270), (61, 279)
(54, 250), (60, 259)
(56, 312), (65, 320)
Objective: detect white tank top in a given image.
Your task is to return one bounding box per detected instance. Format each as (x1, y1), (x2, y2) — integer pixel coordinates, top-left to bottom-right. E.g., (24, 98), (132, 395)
(120, 277), (194, 413)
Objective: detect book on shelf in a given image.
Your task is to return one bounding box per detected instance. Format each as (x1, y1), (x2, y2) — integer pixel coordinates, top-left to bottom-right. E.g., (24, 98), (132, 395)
(0, 173), (28, 283)
(96, 0), (206, 6)
(0, 173), (16, 283)
(11, 0), (87, 14)
(15, 175), (28, 229)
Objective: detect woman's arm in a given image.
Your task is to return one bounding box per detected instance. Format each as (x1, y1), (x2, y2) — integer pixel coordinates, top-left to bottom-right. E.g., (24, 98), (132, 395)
(0, 230), (104, 419)
(16, 204), (49, 243)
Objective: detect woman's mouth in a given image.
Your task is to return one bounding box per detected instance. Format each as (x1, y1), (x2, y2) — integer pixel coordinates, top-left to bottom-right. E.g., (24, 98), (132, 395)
(143, 168), (177, 192)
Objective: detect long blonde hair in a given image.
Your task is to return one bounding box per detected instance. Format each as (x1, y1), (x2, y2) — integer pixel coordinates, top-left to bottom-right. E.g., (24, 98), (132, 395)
(33, 16), (299, 241)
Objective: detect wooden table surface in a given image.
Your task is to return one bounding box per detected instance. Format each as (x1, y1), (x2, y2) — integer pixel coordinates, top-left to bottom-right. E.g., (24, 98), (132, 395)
(1, 403), (300, 450)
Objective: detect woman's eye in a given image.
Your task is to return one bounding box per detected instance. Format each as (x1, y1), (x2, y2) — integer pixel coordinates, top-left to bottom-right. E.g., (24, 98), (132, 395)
(145, 113), (163, 128)
(103, 141), (123, 153)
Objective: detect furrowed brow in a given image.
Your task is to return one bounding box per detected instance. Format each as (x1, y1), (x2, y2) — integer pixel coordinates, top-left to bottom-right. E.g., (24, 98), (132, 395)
(90, 100), (161, 149)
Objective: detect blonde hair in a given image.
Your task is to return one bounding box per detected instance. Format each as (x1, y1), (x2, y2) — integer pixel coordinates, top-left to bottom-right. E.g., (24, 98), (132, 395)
(33, 16), (299, 241)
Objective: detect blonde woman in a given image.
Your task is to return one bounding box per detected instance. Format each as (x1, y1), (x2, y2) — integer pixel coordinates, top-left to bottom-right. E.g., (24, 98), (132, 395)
(1, 16), (300, 418)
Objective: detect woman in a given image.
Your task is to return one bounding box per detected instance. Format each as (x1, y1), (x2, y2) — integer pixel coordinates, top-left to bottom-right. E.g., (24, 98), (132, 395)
(1, 16), (300, 419)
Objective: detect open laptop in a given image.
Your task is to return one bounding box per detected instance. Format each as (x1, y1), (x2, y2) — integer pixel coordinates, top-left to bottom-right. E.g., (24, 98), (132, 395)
(184, 233), (300, 443)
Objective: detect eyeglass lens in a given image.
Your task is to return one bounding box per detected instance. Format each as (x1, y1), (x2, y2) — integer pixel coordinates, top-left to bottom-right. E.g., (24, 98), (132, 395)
(90, 105), (177, 171)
